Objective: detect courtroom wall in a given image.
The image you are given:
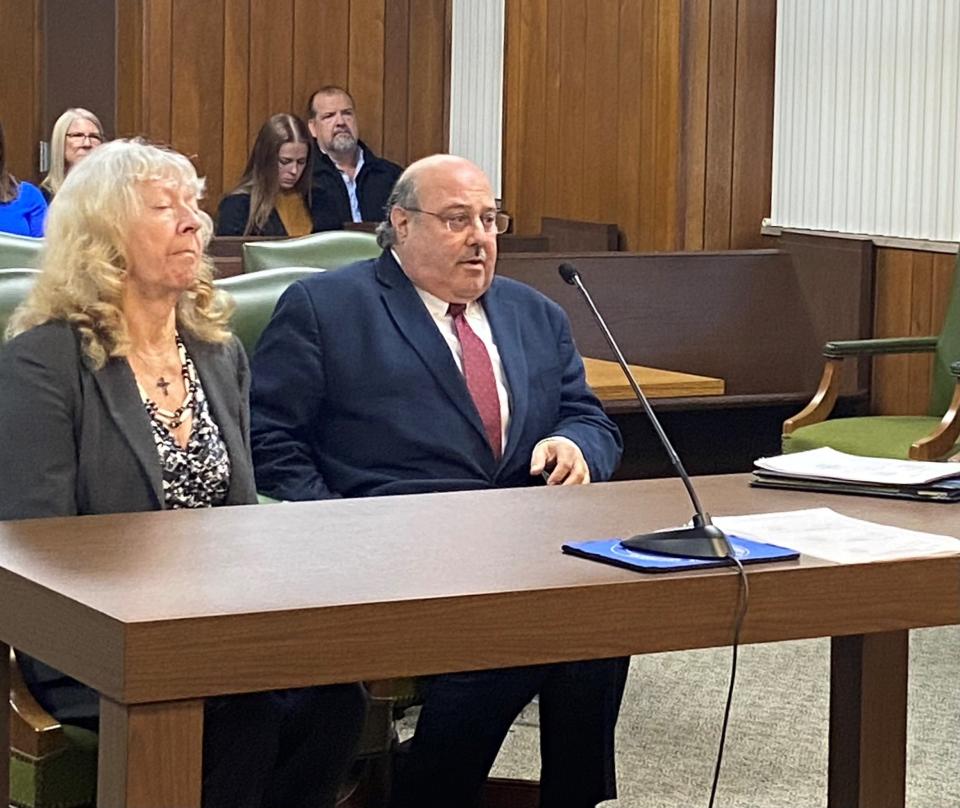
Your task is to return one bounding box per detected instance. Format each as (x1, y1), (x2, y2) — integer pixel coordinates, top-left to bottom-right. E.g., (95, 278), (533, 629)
(872, 247), (958, 416)
(117, 0), (450, 213)
(0, 1), (42, 183)
(502, 0), (776, 251)
(0, 0), (450, 209)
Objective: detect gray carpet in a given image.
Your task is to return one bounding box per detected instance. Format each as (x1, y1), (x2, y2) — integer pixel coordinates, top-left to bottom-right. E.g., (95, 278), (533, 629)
(483, 626), (960, 807)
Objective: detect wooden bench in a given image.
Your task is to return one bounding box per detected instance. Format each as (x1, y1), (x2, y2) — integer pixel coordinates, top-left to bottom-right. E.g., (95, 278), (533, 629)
(496, 235), (874, 477)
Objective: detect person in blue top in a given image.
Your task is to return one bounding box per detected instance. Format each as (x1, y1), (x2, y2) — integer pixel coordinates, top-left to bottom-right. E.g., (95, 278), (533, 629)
(0, 122), (46, 237)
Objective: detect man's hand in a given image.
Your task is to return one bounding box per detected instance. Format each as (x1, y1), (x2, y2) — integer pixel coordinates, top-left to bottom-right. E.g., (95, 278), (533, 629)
(530, 438), (591, 485)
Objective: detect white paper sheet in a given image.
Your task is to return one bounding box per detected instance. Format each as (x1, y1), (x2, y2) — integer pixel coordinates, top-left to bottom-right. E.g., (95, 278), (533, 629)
(714, 507), (960, 563)
(754, 447), (960, 485)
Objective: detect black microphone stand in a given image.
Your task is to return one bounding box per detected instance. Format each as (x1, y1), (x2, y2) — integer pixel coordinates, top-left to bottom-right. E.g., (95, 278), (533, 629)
(559, 263), (731, 559)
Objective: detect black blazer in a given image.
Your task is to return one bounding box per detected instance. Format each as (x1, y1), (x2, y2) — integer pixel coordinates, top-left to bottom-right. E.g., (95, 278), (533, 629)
(215, 192), (291, 237)
(0, 320), (257, 517)
(0, 320), (257, 722)
(309, 141), (402, 231)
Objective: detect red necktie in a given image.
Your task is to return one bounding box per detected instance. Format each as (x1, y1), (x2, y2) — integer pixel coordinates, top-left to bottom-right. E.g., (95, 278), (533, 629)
(448, 303), (502, 460)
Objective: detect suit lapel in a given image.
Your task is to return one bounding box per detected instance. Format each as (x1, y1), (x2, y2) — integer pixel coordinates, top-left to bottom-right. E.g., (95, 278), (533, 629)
(90, 354), (164, 506)
(483, 280), (528, 467)
(376, 254), (490, 446)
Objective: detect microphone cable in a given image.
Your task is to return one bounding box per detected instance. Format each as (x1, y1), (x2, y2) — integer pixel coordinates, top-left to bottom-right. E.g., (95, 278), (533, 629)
(708, 555), (750, 808)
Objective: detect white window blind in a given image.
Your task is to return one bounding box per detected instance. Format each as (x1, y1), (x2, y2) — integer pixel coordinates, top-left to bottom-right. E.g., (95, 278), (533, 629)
(449, 0), (505, 198)
(769, 0), (960, 244)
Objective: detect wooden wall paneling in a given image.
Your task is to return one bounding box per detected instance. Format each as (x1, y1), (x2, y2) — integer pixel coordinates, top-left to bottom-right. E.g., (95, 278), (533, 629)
(615, 0), (644, 249)
(703, 0), (737, 249)
(222, 0), (251, 194)
(405, 0), (449, 162)
(539, 0), (564, 224)
(872, 249), (929, 415)
(116, 0), (144, 138)
(653, 1), (682, 250)
(171, 0), (224, 210)
(679, 0), (711, 250)
(636, 0), (663, 248)
(556, 0), (587, 216)
(581, 0), (620, 224)
(930, 252), (958, 327)
(906, 250), (935, 410)
(501, 0), (522, 219)
(348, 0), (386, 155)
(382, 0), (411, 164)
(729, 0), (776, 248)
(293, 0), (349, 124)
(0, 0), (43, 181)
(248, 0), (294, 137)
(142, 0), (173, 143)
(502, 0), (548, 229)
(873, 248), (960, 416)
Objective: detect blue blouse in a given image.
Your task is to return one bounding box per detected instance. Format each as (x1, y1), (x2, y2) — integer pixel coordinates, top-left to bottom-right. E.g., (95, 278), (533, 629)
(0, 181), (47, 238)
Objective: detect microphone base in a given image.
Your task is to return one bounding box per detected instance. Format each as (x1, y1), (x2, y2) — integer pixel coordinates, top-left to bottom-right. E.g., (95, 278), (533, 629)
(621, 522), (732, 560)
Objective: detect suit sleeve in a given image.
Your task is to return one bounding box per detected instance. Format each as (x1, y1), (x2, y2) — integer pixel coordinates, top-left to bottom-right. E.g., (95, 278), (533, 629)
(215, 193), (249, 236)
(0, 329), (79, 520)
(548, 314), (623, 483)
(249, 281), (341, 500)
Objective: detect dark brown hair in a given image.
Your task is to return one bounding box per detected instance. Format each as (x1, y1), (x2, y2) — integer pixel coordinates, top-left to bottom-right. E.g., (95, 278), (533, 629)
(229, 113), (313, 235)
(307, 86), (355, 119)
(0, 121), (20, 204)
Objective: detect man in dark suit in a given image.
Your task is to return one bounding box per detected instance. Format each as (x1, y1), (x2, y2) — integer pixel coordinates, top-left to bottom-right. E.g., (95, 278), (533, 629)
(306, 85), (402, 232)
(250, 154), (629, 808)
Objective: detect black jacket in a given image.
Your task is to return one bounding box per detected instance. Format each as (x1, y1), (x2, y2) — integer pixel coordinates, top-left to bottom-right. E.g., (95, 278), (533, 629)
(215, 192), (291, 237)
(309, 140), (402, 231)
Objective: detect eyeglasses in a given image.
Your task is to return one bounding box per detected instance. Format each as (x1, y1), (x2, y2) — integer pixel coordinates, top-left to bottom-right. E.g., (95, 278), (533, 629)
(66, 132), (103, 144)
(404, 207), (510, 235)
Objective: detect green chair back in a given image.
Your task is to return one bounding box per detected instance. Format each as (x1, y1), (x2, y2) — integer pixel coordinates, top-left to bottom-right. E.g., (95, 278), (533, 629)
(242, 230), (380, 274)
(0, 233), (43, 270)
(0, 269), (40, 335)
(928, 251), (960, 415)
(216, 267), (323, 355)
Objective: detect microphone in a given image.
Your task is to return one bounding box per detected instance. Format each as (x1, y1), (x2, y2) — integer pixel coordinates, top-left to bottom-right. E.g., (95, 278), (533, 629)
(558, 263), (731, 559)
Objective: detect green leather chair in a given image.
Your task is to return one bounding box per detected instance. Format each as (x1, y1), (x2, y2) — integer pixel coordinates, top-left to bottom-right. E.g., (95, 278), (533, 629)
(241, 230), (381, 274)
(0, 269), (40, 332)
(783, 251), (960, 460)
(0, 233), (43, 270)
(215, 266), (399, 802)
(215, 266), (324, 355)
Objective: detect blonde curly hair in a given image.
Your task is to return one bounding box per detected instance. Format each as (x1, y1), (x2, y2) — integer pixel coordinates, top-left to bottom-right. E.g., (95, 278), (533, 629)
(7, 139), (233, 367)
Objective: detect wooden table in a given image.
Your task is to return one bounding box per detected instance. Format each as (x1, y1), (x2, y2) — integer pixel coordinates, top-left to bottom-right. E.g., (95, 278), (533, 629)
(583, 356), (724, 400)
(0, 477), (957, 807)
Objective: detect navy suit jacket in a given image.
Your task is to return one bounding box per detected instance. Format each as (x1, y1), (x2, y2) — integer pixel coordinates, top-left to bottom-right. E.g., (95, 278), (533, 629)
(249, 251), (622, 501)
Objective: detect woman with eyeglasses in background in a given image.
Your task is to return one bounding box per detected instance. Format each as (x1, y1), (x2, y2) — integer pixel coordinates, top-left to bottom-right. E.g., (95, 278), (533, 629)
(0, 120), (47, 237)
(40, 107), (105, 202)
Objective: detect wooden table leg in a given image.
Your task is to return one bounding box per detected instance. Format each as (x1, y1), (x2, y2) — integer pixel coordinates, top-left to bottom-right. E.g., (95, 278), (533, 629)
(828, 631), (908, 808)
(97, 696), (204, 808)
(1, 642), (10, 806)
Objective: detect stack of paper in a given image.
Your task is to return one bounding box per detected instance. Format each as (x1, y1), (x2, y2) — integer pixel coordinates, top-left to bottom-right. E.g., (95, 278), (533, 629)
(714, 508), (960, 563)
(751, 447), (960, 501)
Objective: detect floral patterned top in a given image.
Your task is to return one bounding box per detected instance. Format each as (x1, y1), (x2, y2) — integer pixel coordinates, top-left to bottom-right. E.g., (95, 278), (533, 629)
(137, 336), (231, 509)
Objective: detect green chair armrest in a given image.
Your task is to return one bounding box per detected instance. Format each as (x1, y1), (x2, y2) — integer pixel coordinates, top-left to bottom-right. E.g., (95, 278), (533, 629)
(823, 336), (938, 358)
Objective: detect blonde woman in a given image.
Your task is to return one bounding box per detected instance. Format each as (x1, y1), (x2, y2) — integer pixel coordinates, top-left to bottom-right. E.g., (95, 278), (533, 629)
(39, 107), (105, 201)
(0, 139), (365, 808)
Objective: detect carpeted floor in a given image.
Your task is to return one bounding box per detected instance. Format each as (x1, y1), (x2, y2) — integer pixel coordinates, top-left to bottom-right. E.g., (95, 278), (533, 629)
(484, 626), (960, 807)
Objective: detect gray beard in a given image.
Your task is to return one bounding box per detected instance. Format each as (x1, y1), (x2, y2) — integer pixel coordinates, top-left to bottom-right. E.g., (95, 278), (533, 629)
(329, 132), (357, 154)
